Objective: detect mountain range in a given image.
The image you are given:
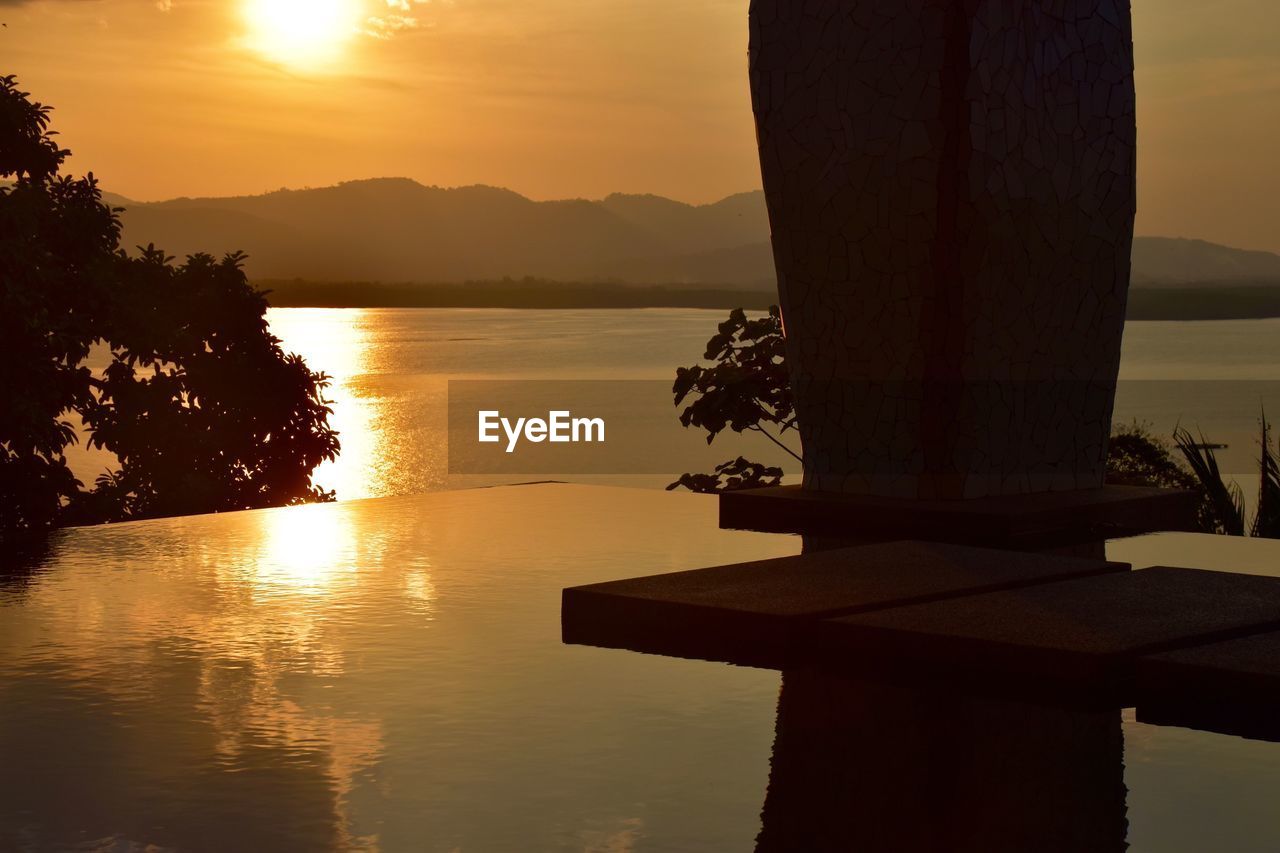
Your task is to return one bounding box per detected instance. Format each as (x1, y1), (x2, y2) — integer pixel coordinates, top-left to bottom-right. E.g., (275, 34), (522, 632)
(107, 178), (1280, 290)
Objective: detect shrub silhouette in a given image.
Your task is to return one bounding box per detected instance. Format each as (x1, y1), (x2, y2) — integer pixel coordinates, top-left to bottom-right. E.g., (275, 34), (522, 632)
(1173, 419), (1280, 538)
(1, 75), (338, 540)
(667, 306), (796, 492)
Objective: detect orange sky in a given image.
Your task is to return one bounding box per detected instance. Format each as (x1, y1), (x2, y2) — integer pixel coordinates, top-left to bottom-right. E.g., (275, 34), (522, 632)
(3, 0), (1279, 251)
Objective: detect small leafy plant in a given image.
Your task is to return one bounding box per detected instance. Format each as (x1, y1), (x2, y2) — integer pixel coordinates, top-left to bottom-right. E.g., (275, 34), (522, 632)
(667, 307), (798, 493)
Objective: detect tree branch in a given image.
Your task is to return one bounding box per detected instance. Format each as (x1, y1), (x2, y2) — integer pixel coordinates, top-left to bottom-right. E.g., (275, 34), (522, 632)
(748, 424), (803, 463)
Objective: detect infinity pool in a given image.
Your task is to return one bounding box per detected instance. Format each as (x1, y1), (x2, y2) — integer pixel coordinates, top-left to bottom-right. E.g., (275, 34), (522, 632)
(2, 485), (1279, 851)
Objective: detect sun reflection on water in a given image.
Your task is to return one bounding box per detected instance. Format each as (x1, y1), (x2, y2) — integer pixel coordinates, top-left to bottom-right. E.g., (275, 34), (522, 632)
(267, 308), (387, 501)
(255, 502), (359, 595)
(0, 486), (856, 850)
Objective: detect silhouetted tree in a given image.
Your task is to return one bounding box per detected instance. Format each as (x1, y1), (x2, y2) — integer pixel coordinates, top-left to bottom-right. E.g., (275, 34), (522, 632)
(1, 75), (115, 535)
(1, 75), (338, 540)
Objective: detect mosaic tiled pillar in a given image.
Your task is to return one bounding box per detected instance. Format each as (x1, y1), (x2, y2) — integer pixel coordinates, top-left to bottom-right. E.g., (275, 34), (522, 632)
(749, 1), (1137, 499)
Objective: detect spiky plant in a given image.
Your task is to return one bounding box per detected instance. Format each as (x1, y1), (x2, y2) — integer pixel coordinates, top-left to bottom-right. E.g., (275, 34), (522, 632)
(1173, 427), (1247, 536)
(1253, 414), (1280, 539)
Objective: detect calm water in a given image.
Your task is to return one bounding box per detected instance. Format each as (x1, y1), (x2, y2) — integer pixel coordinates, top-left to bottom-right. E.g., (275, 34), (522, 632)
(66, 310), (1280, 505)
(29, 310), (1280, 851)
(3, 485), (1280, 851)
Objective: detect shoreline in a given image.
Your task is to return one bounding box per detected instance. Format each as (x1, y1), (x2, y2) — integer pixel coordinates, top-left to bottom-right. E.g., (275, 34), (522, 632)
(259, 280), (1280, 321)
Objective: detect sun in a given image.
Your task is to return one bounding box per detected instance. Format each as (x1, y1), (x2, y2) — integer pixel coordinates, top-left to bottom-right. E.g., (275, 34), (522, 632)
(242, 0), (363, 69)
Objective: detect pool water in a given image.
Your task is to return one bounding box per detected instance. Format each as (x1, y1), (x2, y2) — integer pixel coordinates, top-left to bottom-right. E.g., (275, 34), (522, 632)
(2, 485), (1279, 851)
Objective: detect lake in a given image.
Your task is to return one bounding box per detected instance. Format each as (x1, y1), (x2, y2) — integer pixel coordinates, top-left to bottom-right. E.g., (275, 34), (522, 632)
(70, 309), (1280, 507)
(20, 310), (1280, 851)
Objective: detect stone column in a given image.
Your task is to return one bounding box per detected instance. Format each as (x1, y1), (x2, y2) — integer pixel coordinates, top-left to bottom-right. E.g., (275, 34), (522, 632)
(750, 1), (1137, 499)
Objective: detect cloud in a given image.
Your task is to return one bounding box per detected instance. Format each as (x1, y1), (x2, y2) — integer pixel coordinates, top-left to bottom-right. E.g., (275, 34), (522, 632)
(362, 14), (420, 39)
(361, 0), (451, 39)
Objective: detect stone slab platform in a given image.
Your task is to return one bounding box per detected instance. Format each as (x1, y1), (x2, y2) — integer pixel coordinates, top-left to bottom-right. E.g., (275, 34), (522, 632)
(1137, 631), (1280, 742)
(718, 484), (1198, 546)
(562, 541), (1126, 669)
(814, 567), (1280, 701)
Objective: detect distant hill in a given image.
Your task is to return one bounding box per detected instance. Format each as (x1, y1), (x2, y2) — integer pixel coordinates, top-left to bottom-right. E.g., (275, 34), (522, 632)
(1130, 237), (1280, 287)
(108, 179), (1280, 294)
(113, 178), (777, 289)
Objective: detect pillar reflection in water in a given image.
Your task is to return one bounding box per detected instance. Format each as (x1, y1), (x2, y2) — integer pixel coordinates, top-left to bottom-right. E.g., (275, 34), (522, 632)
(758, 669), (1127, 853)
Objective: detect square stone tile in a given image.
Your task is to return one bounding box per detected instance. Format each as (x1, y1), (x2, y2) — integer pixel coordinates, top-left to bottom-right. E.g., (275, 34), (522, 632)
(816, 568), (1280, 689)
(1137, 631), (1280, 742)
(562, 540), (1124, 669)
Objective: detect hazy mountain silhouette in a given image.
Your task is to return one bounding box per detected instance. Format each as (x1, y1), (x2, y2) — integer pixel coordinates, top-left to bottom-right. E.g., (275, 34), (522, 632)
(1130, 237), (1280, 286)
(113, 179), (776, 288)
(108, 179), (1279, 290)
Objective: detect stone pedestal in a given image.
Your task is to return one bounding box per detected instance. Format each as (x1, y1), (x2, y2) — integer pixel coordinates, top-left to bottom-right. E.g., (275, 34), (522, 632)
(749, 1), (1137, 499)
(718, 483), (1198, 547)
